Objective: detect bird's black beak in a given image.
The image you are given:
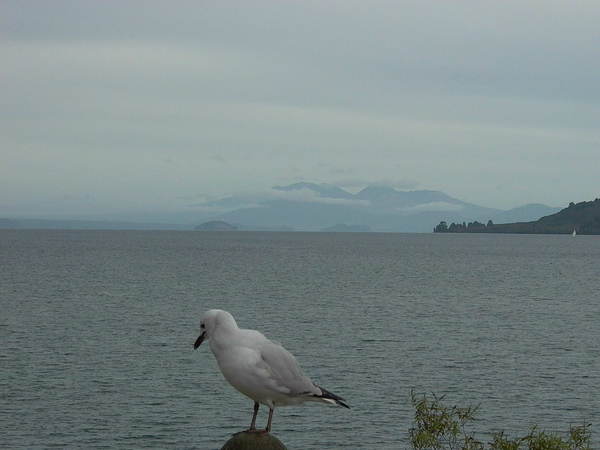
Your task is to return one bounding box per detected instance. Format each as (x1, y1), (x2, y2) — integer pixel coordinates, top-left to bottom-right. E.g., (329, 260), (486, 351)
(194, 331), (206, 349)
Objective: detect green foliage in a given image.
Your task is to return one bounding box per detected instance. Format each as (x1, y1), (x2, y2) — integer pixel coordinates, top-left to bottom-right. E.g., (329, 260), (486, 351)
(409, 391), (483, 449)
(433, 221), (488, 233)
(434, 221), (449, 233)
(434, 198), (600, 234)
(409, 391), (592, 450)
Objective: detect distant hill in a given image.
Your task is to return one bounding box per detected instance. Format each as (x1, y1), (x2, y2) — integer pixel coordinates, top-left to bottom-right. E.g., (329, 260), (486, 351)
(194, 220), (238, 231)
(488, 203), (560, 224)
(434, 199), (600, 234)
(0, 218), (20, 228)
(320, 223), (371, 232)
(0, 217), (189, 230)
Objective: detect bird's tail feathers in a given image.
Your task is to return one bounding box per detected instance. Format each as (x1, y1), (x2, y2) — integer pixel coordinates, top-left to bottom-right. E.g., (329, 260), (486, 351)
(314, 385), (350, 409)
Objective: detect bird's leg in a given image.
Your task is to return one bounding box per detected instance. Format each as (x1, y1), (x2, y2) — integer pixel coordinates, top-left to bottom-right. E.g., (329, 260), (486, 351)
(244, 404), (272, 434)
(248, 401), (259, 431)
(266, 407), (274, 433)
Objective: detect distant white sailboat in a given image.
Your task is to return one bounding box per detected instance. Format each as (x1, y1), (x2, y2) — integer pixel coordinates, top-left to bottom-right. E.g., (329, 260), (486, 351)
(572, 228), (577, 237)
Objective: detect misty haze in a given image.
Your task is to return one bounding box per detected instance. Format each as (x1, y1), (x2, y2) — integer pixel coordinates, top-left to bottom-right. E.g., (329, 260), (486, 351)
(2, 1), (599, 449)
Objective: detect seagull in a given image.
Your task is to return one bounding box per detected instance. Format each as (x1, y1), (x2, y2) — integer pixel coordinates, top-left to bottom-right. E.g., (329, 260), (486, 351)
(193, 309), (349, 433)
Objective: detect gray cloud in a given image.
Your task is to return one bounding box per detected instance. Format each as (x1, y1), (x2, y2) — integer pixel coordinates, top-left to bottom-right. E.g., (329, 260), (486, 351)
(266, 188), (370, 207)
(1, 0), (599, 217)
(187, 187), (371, 214)
(399, 202), (465, 215)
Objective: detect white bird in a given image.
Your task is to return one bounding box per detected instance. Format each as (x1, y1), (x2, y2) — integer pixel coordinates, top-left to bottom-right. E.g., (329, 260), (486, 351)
(193, 309), (349, 433)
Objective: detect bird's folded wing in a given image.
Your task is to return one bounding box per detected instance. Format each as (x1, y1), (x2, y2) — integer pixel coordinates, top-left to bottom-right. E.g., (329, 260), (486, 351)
(257, 341), (319, 396)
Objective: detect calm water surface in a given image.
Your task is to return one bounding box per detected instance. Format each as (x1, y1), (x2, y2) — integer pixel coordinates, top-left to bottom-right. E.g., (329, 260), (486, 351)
(1, 230), (599, 449)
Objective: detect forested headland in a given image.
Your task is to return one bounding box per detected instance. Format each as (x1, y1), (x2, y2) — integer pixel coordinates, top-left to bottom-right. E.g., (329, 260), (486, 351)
(434, 199), (600, 234)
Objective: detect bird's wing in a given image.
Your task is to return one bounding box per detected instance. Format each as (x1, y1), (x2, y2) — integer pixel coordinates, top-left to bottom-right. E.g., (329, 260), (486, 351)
(256, 340), (320, 396)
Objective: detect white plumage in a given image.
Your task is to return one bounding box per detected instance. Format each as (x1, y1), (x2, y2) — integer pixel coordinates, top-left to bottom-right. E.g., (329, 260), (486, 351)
(193, 309), (349, 432)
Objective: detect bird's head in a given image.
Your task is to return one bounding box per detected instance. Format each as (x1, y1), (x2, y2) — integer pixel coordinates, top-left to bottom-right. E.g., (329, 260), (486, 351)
(193, 309), (237, 349)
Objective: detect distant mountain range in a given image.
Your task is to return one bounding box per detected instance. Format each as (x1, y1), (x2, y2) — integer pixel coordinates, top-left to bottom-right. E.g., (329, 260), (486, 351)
(0, 183), (562, 232)
(193, 182), (560, 232)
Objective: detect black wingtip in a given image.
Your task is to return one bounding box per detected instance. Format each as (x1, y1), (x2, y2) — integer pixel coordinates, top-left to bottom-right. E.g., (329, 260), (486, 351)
(317, 385), (350, 409)
(336, 399), (351, 409)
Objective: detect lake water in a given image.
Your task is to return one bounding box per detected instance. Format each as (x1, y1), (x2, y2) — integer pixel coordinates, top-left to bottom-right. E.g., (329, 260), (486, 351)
(1, 230), (599, 449)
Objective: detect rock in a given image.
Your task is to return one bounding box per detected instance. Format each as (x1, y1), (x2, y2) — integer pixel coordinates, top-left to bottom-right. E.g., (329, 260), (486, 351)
(221, 431), (287, 450)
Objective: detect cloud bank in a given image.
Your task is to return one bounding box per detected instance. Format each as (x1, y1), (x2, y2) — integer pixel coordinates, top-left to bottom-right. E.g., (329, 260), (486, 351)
(2, 0), (599, 217)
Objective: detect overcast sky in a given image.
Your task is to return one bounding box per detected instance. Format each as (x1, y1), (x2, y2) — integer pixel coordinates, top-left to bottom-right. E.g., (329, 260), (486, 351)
(2, 0), (599, 218)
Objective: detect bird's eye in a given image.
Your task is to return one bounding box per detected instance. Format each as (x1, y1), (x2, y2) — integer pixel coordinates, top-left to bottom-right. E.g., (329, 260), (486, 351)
(201, 323), (205, 329)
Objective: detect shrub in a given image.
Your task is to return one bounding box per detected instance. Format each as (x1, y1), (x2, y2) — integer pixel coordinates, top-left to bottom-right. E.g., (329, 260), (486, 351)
(409, 391), (591, 450)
